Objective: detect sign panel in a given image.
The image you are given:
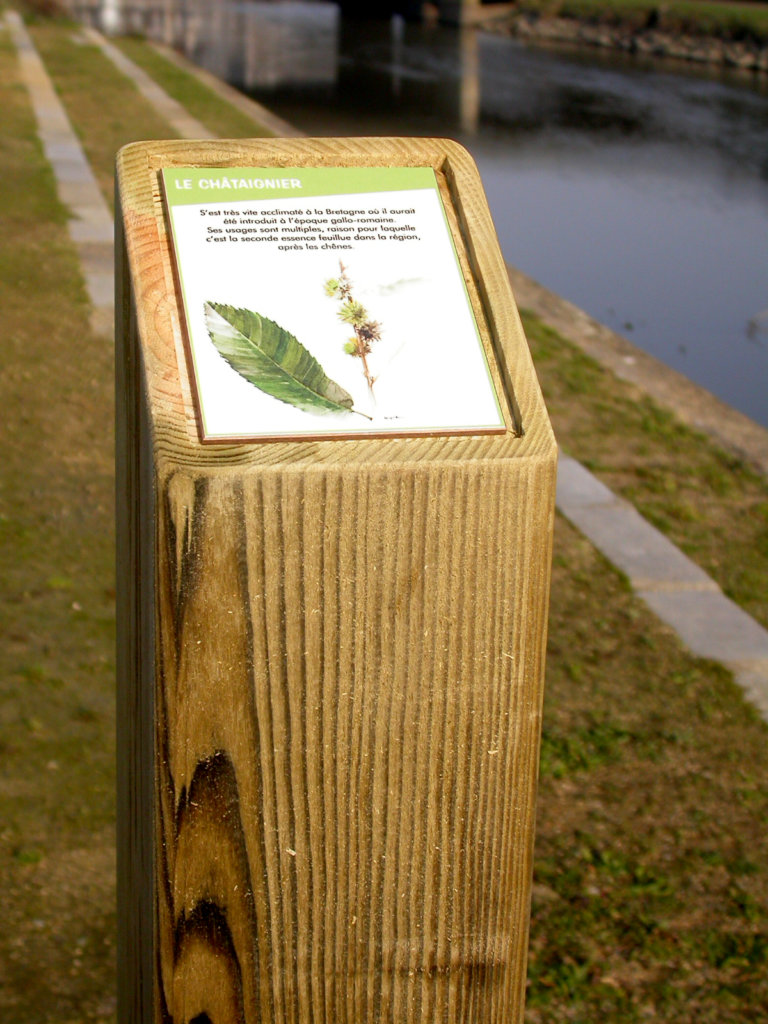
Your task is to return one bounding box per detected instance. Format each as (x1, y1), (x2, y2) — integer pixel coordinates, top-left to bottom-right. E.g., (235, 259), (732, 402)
(162, 166), (506, 441)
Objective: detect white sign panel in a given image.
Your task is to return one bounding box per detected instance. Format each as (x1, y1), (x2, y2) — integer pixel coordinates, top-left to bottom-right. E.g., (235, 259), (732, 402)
(162, 166), (506, 442)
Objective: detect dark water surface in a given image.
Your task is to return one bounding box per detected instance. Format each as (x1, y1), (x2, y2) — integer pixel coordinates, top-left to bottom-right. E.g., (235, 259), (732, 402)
(113, 2), (768, 426)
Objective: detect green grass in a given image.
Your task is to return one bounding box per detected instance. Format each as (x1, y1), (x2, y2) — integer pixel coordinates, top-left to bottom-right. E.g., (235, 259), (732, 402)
(518, 0), (768, 43)
(111, 36), (276, 139)
(531, 517), (768, 1023)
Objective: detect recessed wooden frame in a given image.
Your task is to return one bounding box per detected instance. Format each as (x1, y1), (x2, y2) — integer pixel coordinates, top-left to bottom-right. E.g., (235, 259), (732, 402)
(116, 137), (556, 1024)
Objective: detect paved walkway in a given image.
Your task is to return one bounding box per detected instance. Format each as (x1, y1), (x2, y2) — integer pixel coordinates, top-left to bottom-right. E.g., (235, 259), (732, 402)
(6, 10), (114, 335)
(8, 14), (768, 722)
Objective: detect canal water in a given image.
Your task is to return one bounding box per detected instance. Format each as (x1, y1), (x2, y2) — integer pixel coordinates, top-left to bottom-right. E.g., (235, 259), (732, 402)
(102, 2), (768, 427)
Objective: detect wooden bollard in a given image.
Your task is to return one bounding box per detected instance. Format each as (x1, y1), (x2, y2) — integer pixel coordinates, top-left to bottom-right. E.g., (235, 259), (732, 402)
(116, 138), (556, 1024)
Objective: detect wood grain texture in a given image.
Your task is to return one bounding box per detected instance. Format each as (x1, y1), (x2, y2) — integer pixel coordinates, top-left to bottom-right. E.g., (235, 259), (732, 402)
(116, 137), (557, 1024)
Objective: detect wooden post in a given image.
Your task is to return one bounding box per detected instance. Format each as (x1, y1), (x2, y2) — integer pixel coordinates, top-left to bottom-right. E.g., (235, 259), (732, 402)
(116, 137), (556, 1024)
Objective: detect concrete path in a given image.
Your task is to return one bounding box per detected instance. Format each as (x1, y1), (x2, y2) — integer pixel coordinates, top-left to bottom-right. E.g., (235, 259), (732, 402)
(5, 10), (114, 335)
(9, 16), (768, 724)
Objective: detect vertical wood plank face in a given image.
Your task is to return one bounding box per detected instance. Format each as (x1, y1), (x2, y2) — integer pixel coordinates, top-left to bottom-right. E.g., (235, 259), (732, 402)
(151, 459), (554, 1024)
(116, 138), (557, 1024)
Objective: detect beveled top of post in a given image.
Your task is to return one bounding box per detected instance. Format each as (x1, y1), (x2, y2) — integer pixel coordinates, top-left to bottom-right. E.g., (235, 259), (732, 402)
(116, 136), (555, 476)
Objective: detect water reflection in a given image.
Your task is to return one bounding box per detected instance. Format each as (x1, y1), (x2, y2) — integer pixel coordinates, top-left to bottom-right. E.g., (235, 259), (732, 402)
(201, 2), (338, 91)
(318, 17), (480, 132)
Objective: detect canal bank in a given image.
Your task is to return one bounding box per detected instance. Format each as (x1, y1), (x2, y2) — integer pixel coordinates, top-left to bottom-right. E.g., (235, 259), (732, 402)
(490, 8), (768, 74)
(508, 265), (768, 478)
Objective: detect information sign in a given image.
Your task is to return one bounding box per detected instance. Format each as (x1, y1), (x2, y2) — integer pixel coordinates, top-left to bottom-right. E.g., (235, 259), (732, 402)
(162, 166), (506, 441)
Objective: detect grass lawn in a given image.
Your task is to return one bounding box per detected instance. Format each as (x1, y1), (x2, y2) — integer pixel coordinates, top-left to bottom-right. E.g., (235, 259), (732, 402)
(1, 7), (767, 1022)
(531, 512), (768, 1022)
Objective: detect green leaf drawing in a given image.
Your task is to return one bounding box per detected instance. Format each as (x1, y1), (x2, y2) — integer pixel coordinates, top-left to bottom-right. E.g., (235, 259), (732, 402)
(204, 302), (355, 417)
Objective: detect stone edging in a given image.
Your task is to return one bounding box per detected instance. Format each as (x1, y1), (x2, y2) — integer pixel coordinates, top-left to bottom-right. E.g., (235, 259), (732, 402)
(557, 455), (768, 720)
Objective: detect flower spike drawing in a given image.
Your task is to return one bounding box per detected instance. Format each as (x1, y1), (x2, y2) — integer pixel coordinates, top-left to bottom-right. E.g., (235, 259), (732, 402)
(324, 261), (383, 396)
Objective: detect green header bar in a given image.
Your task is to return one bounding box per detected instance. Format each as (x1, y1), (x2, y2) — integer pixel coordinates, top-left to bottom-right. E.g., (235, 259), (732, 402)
(162, 166), (438, 206)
